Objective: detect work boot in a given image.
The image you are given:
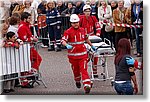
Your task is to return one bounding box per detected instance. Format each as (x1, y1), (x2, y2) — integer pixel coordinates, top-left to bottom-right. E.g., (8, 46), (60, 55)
(84, 86), (91, 94)
(76, 82), (81, 88)
(55, 45), (61, 52)
(48, 45), (55, 51)
(94, 74), (98, 78)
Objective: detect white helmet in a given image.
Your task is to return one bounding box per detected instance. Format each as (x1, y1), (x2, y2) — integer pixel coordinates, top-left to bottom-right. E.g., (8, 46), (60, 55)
(83, 4), (91, 11)
(70, 14), (80, 23)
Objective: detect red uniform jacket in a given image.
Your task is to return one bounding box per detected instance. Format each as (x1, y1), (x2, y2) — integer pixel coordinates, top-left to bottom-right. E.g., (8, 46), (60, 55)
(18, 21), (34, 42)
(18, 21), (42, 70)
(62, 27), (88, 59)
(37, 14), (47, 29)
(79, 15), (101, 36)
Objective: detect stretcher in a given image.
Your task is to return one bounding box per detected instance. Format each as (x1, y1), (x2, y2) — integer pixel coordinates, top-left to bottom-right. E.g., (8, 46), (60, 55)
(85, 36), (115, 83)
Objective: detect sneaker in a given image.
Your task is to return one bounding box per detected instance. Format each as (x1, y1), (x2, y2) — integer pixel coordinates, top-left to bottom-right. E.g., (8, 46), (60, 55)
(84, 86), (91, 94)
(41, 44), (48, 48)
(76, 82), (81, 88)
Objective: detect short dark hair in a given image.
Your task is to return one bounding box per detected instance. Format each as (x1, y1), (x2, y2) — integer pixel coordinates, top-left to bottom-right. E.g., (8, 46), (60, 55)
(21, 12), (31, 21)
(6, 32), (15, 40)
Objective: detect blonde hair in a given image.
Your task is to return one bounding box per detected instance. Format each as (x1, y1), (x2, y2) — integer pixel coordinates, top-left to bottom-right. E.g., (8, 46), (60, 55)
(47, 0), (56, 10)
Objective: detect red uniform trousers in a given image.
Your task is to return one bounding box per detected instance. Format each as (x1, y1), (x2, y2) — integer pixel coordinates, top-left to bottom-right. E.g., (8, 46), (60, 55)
(69, 57), (91, 88)
(93, 57), (98, 75)
(21, 47), (42, 86)
(30, 47), (42, 70)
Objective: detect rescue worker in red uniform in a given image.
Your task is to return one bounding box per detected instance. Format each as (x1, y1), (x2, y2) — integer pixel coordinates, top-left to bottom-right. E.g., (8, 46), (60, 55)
(79, 5), (101, 78)
(37, 14), (49, 48)
(61, 14), (96, 94)
(18, 12), (42, 88)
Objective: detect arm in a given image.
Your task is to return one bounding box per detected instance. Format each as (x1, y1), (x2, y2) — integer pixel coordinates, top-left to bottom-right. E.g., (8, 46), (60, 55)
(113, 10), (122, 24)
(18, 26), (35, 42)
(62, 40), (67, 46)
(98, 7), (105, 21)
(61, 31), (73, 50)
(131, 75), (138, 94)
(125, 7), (132, 24)
(126, 56), (138, 94)
(61, 9), (68, 16)
(104, 6), (112, 19)
(92, 16), (101, 36)
(85, 39), (92, 47)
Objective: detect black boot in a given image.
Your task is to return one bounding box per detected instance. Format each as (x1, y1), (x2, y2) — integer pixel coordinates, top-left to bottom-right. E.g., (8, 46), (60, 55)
(55, 45), (61, 52)
(48, 45), (55, 51)
(76, 82), (81, 88)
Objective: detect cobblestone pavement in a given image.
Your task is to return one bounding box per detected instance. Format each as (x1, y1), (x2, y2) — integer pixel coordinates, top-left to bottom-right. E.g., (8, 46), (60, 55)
(2, 46), (143, 95)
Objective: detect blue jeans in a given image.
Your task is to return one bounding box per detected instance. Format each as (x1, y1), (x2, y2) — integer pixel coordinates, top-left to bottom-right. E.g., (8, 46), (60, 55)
(114, 81), (134, 95)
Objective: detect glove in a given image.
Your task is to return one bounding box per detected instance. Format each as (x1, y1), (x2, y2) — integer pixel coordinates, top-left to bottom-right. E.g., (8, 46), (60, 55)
(126, 57), (135, 65)
(66, 44), (73, 50)
(91, 45), (96, 51)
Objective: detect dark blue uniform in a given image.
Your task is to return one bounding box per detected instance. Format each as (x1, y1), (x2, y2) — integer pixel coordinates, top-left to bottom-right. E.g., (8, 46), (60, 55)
(46, 8), (62, 51)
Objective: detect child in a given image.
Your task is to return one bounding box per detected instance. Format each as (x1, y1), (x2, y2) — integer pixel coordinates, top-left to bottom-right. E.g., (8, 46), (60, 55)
(3, 31), (23, 49)
(3, 31), (23, 93)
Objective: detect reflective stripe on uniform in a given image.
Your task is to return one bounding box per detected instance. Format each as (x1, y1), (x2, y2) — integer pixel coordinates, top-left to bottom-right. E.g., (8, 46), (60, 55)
(68, 51), (87, 56)
(47, 16), (56, 19)
(87, 31), (94, 36)
(96, 28), (101, 31)
(84, 84), (91, 88)
(68, 41), (84, 45)
(83, 79), (91, 83)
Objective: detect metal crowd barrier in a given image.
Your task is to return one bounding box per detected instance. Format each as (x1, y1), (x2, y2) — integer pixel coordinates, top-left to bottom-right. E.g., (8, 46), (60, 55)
(0, 43), (47, 88)
(0, 43), (31, 81)
(38, 15), (71, 41)
(61, 16), (71, 34)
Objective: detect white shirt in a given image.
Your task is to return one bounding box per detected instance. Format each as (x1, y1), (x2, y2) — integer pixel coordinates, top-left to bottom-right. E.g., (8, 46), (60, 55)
(7, 25), (19, 37)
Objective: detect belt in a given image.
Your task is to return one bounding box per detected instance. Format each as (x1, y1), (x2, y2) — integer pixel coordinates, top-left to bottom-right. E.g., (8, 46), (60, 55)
(68, 41), (84, 45)
(68, 51), (87, 56)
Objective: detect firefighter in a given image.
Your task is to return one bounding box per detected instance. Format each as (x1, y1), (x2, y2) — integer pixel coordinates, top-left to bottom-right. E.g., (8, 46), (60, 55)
(46, 0), (62, 52)
(18, 12), (42, 88)
(79, 4), (101, 78)
(61, 14), (96, 94)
